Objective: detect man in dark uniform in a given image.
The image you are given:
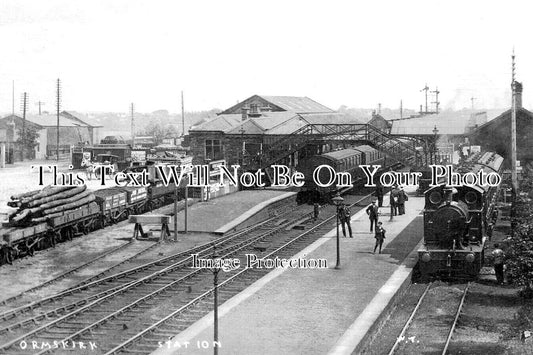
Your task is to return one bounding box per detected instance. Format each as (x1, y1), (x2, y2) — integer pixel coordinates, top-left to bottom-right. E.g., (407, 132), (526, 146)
(397, 186), (408, 215)
(313, 202), (320, 221)
(338, 202), (353, 238)
(375, 183), (384, 207)
(366, 200), (379, 232)
(374, 222), (386, 254)
(492, 244), (505, 284)
(389, 186), (399, 220)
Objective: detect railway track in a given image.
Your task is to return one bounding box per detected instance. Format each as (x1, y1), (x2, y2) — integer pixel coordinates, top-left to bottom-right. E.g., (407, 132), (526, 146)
(0, 192), (374, 355)
(0, 197), (297, 313)
(0, 198), (328, 353)
(0, 239), (160, 308)
(102, 194), (375, 354)
(0, 206), (292, 322)
(388, 281), (471, 355)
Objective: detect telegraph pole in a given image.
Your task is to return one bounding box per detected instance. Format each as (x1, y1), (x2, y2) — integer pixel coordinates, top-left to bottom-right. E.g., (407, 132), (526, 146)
(511, 51), (518, 197)
(431, 87), (440, 114)
(35, 101), (45, 115)
(470, 96), (476, 110)
(20, 92), (28, 161)
(181, 91), (185, 137)
(400, 100), (403, 119)
(56, 79), (61, 161)
(421, 84), (429, 114)
(131, 103), (135, 148)
(8, 80), (14, 164)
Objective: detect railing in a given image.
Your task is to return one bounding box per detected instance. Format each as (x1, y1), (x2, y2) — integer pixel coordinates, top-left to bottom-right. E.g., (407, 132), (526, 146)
(251, 123), (428, 171)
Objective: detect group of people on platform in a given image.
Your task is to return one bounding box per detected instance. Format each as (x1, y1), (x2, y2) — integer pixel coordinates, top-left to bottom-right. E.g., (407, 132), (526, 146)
(365, 184), (409, 254)
(315, 184), (409, 256)
(314, 185), (506, 285)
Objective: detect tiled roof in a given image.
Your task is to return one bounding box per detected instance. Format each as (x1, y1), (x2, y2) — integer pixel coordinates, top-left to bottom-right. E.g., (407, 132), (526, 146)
(24, 114), (88, 127)
(0, 115), (43, 129)
(193, 111), (365, 136)
(264, 115), (309, 135)
(300, 112), (364, 125)
(226, 112), (298, 135)
(189, 114), (242, 132)
(472, 107), (533, 132)
(61, 111), (103, 127)
(219, 95), (334, 115)
(390, 109), (516, 136)
(390, 111), (472, 136)
(259, 96), (334, 113)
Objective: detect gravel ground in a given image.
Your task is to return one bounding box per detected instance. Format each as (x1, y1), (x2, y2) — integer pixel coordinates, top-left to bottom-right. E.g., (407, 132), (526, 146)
(0, 215), (218, 307)
(360, 280), (533, 355)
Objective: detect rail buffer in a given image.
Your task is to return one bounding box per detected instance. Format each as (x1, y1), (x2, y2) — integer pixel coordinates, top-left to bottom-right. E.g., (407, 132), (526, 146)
(129, 214), (172, 241)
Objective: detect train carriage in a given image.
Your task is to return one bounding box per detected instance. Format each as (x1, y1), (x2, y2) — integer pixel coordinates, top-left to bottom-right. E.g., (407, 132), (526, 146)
(297, 148), (363, 204)
(418, 152), (504, 280)
(296, 145), (390, 204)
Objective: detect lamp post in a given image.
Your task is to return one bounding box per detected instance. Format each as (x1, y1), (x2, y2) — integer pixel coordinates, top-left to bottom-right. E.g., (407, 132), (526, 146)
(432, 125), (439, 164)
(239, 126), (245, 166)
(204, 158), (211, 202)
(332, 194), (344, 270)
(211, 245), (221, 355)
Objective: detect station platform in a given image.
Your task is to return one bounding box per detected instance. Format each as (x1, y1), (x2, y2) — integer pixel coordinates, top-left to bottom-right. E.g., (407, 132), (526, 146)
(153, 187), (425, 355)
(167, 190), (296, 235)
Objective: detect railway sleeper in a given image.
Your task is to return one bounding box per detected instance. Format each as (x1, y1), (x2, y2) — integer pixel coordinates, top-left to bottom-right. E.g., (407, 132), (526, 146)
(42, 328), (75, 335)
(142, 336), (176, 346)
(122, 346), (161, 354)
(104, 320), (137, 328)
(152, 328), (180, 336)
(148, 282), (174, 287)
(133, 304), (154, 310)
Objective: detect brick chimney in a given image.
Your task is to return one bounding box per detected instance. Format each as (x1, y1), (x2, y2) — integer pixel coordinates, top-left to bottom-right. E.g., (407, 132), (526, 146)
(515, 81), (523, 109)
(241, 106), (249, 120)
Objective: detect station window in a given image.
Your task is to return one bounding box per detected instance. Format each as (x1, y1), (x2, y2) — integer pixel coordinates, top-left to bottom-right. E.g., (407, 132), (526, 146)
(205, 139), (223, 160)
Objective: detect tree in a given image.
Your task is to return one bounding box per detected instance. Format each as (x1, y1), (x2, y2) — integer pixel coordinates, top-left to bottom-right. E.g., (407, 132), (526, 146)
(16, 126), (40, 160)
(142, 121), (182, 145)
(142, 121), (164, 145)
(505, 168), (533, 297)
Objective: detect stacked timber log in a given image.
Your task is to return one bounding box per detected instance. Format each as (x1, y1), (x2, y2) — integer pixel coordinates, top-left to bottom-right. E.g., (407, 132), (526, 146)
(5, 185), (95, 227)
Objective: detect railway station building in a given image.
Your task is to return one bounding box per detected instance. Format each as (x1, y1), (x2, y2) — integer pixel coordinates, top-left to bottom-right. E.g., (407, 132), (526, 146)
(186, 95), (366, 167)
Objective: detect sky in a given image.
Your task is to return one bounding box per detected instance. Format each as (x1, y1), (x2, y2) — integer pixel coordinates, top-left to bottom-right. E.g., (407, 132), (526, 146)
(0, 0), (532, 114)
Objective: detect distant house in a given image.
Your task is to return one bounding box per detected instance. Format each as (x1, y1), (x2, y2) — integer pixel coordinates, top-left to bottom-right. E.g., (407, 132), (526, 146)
(0, 115), (46, 161)
(0, 110), (103, 162)
(60, 111), (103, 145)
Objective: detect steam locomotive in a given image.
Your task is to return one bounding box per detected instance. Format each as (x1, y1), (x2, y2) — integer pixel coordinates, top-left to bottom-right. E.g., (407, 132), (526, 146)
(418, 152), (504, 279)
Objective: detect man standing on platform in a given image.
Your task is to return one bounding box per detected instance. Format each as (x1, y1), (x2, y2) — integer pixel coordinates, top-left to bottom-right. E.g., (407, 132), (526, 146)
(373, 221), (386, 254)
(366, 200), (379, 232)
(313, 202), (320, 221)
(338, 202), (353, 238)
(491, 244), (505, 285)
(397, 186), (408, 215)
(389, 185), (399, 220)
(375, 182), (384, 207)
